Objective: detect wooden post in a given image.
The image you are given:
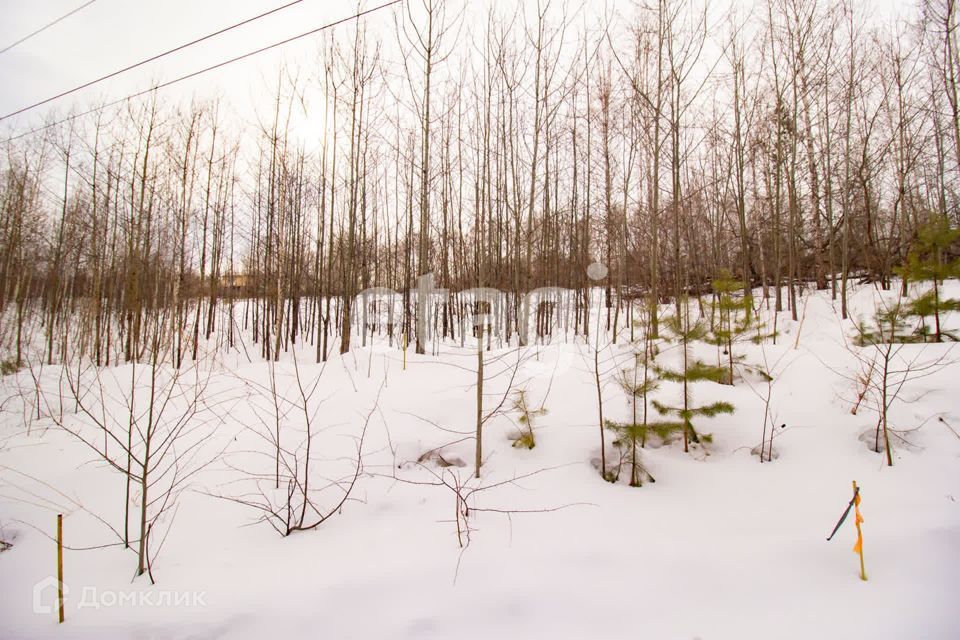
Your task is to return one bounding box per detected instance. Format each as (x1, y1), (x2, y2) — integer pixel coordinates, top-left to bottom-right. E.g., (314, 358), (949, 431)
(57, 513), (64, 623)
(402, 332), (407, 371)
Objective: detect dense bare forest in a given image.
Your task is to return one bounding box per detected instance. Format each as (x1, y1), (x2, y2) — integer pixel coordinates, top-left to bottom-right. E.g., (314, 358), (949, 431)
(0, 0), (957, 368)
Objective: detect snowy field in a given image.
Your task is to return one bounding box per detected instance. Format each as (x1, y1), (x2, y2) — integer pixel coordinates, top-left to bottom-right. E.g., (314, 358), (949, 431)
(1, 282), (958, 640)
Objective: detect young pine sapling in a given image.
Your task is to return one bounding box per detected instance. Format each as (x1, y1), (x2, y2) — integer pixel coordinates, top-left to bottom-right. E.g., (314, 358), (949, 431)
(603, 310), (676, 485)
(708, 270), (770, 385)
(653, 298), (735, 453)
(510, 389), (546, 449)
(898, 215), (960, 342)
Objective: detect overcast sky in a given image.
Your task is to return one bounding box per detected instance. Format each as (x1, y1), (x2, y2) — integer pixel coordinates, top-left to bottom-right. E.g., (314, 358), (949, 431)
(0, 0), (915, 142)
(0, 1), (399, 137)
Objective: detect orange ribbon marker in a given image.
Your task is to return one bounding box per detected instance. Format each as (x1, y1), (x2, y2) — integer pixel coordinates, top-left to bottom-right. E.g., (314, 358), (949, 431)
(852, 480), (866, 581)
(826, 481), (867, 581)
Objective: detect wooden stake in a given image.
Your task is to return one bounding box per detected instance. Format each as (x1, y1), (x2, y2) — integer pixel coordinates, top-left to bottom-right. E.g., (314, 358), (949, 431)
(402, 332), (407, 371)
(57, 513), (64, 623)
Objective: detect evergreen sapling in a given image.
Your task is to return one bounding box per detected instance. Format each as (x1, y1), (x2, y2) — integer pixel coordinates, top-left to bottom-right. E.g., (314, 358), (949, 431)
(897, 215), (960, 342)
(510, 389), (546, 449)
(603, 317), (674, 485)
(708, 269), (772, 384)
(653, 298), (735, 452)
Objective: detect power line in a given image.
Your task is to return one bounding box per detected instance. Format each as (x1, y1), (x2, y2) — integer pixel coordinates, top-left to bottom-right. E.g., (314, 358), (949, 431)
(1, 0), (402, 144)
(0, 0), (311, 122)
(0, 1), (97, 56)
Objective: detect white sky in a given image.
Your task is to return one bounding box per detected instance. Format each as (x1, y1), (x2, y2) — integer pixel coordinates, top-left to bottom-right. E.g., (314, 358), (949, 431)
(0, 0), (401, 139)
(0, 0), (915, 143)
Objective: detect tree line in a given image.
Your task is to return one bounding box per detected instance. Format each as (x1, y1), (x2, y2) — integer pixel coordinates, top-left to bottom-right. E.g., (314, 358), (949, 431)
(0, 0), (957, 368)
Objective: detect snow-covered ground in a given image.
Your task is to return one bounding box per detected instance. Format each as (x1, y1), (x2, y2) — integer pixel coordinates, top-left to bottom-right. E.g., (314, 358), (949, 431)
(1, 282), (958, 640)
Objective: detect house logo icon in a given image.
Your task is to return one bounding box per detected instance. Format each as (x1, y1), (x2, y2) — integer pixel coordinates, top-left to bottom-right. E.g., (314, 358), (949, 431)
(32, 576), (68, 614)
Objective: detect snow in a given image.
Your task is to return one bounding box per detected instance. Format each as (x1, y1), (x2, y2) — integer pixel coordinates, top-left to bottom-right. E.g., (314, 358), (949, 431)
(1, 282), (959, 640)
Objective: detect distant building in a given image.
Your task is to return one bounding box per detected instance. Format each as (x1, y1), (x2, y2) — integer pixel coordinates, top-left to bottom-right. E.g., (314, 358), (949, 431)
(220, 272), (252, 296)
